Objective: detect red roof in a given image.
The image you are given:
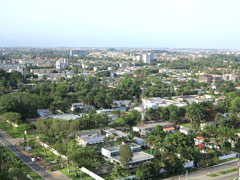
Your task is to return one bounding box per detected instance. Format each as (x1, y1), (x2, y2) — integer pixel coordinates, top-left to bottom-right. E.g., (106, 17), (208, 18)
(163, 127), (175, 131)
(197, 144), (204, 149)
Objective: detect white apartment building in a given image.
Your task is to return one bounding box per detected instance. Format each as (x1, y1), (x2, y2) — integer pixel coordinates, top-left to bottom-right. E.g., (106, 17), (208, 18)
(101, 143), (154, 168)
(142, 53), (154, 64)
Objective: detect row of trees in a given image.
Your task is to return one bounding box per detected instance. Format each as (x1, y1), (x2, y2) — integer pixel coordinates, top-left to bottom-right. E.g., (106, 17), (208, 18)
(0, 92), (45, 120)
(36, 112), (109, 146)
(0, 70), (26, 93)
(143, 101), (219, 128)
(144, 105), (185, 127)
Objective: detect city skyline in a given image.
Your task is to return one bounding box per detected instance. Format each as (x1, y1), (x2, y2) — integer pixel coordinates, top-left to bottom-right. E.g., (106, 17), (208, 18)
(1, 0), (240, 48)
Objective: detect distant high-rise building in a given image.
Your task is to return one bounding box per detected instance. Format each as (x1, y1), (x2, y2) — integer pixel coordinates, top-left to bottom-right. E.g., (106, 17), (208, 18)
(142, 53), (153, 64)
(70, 50), (88, 56)
(56, 58), (68, 70)
(135, 55), (142, 62)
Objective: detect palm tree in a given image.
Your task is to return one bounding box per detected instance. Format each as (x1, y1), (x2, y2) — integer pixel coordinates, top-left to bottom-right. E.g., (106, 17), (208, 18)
(185, 103), (205, 128)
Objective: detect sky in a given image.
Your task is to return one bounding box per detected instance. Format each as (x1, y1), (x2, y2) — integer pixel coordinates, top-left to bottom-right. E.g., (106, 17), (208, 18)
(0, 0), (240, 48)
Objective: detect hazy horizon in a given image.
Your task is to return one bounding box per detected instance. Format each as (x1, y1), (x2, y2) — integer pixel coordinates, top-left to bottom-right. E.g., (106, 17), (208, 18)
(1, 0), (240, 48)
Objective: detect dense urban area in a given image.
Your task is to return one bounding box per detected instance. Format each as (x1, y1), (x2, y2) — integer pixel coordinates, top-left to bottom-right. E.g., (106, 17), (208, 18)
(1, 47), (240, 180)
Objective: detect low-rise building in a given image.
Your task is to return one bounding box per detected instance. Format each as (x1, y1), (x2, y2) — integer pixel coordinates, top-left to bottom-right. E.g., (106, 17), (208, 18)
(113, 100), (133, 108)
(37, 109), (52, 117)
(133, 121), (175, 136)
(101, 143), (154, 168)
(199, 73), (213, 83)
(179, 126), (191, 135)
(142, 97), (187, 109)
(71, 102), (94, 111)
(76, 130), (105, 147)
(49, 113), (81, 121)
(103, 128), (128, 138)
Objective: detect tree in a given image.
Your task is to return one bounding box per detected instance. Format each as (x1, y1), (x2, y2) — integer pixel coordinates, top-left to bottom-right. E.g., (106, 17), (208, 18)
(168, 105), (181, 128)
(119, 144), (133, 169)
(136, 161), (158, 180)
(146, 126), (166, 153)
(162, 152), (184, 173)
(230, 97), (240, 113)
(53, 142), (66, 168)
(221, 141), (232, 154)
(0, 146), (27, 180)
(0, 92), (42, 120)
(144, 108), (159, 121)
(124, 110), (141, 128)
(1, 112), (21, 133)
(110, 163), (126, 179)
(220, 113), (240, 129)
(185, 103), (205, 128)
(192, 147), (201, 167)
(8, 168), (28, 180)
(68, 147), (97, 176)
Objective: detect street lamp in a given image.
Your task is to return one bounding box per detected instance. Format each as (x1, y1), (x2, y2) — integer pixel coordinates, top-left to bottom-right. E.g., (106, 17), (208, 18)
(24, 130), (28, 147)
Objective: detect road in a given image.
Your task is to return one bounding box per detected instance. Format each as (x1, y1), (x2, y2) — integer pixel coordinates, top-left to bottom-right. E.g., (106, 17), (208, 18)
(0, 129), (70, 180)
(163, 160), (240, 180)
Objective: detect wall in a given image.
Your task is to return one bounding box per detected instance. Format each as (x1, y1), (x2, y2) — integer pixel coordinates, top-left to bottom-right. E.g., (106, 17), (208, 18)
(38, 141), (67, 160)
(115, 175), (136, 180)
(184, 161), (194, 168)
(81, 167), (105, 180)
(219, 152), (239, 160)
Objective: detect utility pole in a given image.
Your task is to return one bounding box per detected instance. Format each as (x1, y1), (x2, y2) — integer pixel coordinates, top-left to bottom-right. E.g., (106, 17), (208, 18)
(141, 88), (145, 128)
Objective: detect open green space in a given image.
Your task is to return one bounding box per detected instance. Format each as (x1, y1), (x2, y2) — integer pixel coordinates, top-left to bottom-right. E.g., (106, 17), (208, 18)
(27, 140), (60, 164)
(0, 122), (40, 138)
(219, 157), (239, 164)
(180, 123), (192, 128)
(207, 173), (220, 177)
(60, 165), (95, 180)
(218, 167), (238, 175)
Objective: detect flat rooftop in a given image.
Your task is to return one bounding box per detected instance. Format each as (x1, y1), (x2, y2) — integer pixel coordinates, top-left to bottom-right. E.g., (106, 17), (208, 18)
(104, 143), (140, 152)
(76, 130), (101, 137)
(81, 135), (105, 144)
(135, 121), (174, 129)
(103, 128), (128, 137)
(49, 113), (81, 121)
(113, 151), (154, 163)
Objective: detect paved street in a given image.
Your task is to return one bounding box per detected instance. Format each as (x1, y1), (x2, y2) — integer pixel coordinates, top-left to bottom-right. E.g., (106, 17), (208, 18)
(163, 160), (239, 180)
(0, 129), (70, 180)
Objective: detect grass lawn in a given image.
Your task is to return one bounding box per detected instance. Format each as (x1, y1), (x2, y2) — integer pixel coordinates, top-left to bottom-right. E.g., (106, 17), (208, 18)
(142, 148), (154, 155)
(207, 173), (219, 177)
(219, 157), (239, 164)
(180, 123), (192, 128)
(218, 167), (238, 175)
(0, 122), (23, 138)
(207, 167), (238, 178)
(28, 140), (60, 164)
(0, 122), (41, 138)
(60, 165), (95, 180)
